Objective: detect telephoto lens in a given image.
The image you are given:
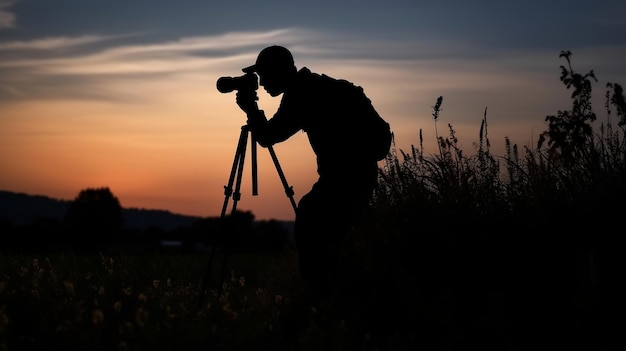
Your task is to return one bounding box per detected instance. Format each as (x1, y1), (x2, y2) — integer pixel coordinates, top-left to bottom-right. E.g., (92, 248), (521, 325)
(216, 73), (258, 93)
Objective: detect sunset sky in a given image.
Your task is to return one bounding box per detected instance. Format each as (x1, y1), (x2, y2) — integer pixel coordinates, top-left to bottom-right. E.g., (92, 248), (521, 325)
(1, 0), (625, 221)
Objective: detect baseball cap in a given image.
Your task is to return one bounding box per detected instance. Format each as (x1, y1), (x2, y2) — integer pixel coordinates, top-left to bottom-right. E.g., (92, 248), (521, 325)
(242, 45), (294, 74)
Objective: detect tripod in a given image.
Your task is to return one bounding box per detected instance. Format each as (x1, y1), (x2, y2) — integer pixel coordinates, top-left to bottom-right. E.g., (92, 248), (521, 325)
(197, 123), (297, 310)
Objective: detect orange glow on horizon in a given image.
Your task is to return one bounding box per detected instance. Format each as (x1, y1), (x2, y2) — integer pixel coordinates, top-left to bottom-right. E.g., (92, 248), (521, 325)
(0, 96), (317, 220)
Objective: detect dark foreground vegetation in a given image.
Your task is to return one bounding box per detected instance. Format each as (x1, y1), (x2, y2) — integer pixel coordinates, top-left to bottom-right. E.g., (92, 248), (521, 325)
(1, 51), (625, 350)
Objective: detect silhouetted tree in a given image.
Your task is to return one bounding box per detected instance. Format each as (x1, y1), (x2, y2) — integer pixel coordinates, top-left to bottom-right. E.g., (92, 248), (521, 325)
(539, 50), (597, 163)
(251, 219), (290, 250)
(63, 187), (123, 250)
(188, 210), (256, 250)
(221, 210), (255, 248)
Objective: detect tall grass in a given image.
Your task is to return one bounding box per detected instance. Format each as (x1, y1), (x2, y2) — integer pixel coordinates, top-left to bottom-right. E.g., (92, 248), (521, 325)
(2, 51), (625, 350)
(360, 50), (626, 349)
(373, 50), (625, 237)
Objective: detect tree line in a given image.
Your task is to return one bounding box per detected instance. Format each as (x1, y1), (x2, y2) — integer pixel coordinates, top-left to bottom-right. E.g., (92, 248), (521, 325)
(1, 187), (291, 253)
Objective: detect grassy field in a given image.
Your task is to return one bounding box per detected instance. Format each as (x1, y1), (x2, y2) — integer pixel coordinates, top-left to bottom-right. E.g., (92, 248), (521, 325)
(0, 249), (311, 350)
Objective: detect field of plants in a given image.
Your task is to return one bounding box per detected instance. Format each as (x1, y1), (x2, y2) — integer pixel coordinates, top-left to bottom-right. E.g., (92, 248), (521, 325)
(1, 51), (625, 350)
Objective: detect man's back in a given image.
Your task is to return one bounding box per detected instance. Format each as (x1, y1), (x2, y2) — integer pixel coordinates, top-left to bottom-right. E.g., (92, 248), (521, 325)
(276, 68), (390, 176)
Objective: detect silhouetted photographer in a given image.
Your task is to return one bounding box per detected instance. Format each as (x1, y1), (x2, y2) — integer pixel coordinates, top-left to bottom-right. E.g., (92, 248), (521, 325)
(231, 45), (391, 310)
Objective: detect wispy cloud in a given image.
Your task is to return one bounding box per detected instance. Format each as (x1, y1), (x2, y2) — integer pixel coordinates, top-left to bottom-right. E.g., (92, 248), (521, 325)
(0, 28), (316, 72)
(0, 34), (120, 50)
(1, 26), (625, 129)
(0, 28), (328, 101)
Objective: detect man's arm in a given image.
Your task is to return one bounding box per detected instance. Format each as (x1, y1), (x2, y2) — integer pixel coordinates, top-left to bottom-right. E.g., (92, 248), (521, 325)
(236, 91), (300, 147)
(235, 90), (270, 146)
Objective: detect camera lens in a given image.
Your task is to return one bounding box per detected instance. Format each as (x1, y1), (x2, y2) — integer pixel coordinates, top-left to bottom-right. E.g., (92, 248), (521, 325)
(217, 77), (237, 93)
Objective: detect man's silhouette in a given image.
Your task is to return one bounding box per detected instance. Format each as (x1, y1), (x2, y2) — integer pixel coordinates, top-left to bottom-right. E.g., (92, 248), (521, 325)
(236, 45), (390, 307)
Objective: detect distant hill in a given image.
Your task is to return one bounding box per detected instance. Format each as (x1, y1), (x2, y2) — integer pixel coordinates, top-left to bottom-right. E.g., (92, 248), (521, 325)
(0, 190), (203, 231)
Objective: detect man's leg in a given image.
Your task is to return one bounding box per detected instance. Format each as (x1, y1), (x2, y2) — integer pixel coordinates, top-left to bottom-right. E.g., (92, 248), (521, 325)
(294, 184), (344, 303)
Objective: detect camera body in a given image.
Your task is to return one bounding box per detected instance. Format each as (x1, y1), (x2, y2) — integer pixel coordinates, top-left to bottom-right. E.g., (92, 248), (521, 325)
(217, 72), (258, 93)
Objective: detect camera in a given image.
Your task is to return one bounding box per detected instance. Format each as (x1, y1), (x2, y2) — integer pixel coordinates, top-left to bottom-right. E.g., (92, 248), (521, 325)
(216, 72), (258, 93)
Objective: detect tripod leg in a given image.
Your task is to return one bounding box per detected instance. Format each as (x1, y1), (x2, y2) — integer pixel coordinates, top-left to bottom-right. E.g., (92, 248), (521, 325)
(220, 126), (248, 217)
(267, 145), (298, 212)
(216, 131), (250, 294)
(251, 132), (258, 196)
(230, 131), (248, 213)
(198, 126), (248, 310)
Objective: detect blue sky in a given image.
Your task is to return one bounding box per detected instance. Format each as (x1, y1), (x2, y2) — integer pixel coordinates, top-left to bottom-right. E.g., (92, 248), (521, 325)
(1, 0), (626, 220)
(3, 1), (624, 47)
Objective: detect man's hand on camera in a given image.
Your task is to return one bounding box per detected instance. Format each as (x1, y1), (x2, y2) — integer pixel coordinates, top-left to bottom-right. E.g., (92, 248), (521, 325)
(236, 90), (259, 115)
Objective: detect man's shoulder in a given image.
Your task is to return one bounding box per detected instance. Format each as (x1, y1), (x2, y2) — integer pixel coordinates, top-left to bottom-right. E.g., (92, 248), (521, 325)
(297, 67), (342, 89)
(296, 67), (321, 84)
(297, 67), (353, 85)
(297, 67), (313, 75)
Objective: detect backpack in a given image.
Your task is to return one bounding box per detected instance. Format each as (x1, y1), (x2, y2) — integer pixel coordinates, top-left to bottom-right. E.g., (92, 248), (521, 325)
(321, 74), (392, 161)
(364, 98), (393, 161)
